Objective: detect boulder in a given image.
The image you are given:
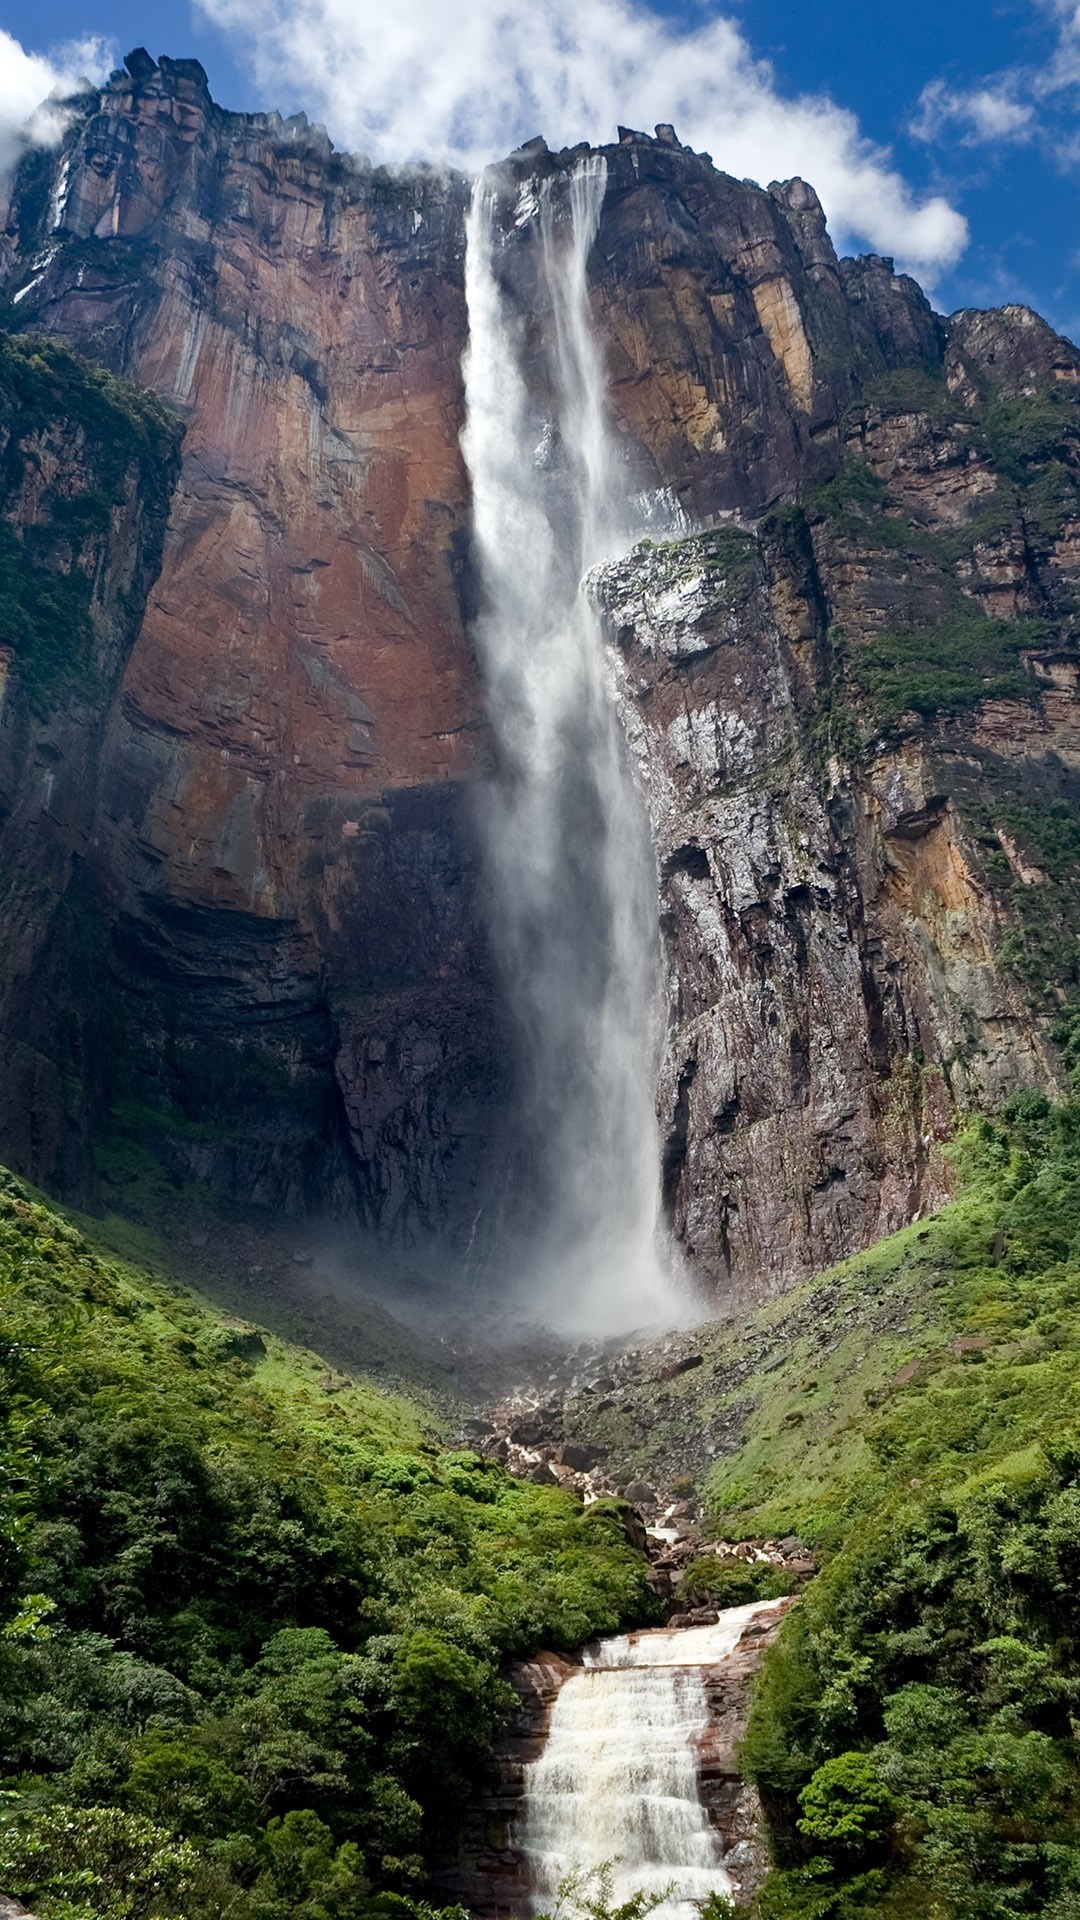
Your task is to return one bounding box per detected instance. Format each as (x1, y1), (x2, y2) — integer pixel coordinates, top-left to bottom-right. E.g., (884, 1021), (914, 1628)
(623, 1480), (658, 1507)
(508, 1413), (549, 1447)
(556, 1440), (602, 1471)
(656, 1354), (704, 1382)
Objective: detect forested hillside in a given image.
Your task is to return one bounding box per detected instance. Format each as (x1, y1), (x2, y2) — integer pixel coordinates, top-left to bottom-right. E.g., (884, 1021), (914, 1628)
(0, 1175), (651, 1918)
(732, 1095), (1080, 1918)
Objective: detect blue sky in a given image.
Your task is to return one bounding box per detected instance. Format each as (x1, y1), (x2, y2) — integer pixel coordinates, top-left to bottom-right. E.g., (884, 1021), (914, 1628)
(2, 0), (1078, 338)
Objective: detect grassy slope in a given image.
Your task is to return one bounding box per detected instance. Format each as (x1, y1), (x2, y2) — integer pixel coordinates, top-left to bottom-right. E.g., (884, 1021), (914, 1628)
(706, 1120), (1078, 1544)
(560, 1110), (1080, 1559)
(558, 1192), (979, 1533)
(0, 1170), (653, 1920)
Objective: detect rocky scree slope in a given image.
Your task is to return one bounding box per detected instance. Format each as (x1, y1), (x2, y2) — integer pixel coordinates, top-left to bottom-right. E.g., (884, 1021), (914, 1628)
(0, 54), (1078, 1303)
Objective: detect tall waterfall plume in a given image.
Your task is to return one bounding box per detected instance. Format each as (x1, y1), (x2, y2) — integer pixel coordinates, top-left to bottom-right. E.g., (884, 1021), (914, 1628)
(462, 157), (686, 1335)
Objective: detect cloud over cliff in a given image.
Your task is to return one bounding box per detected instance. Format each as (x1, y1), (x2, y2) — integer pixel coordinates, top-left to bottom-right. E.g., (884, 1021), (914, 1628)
(194, 0), (968, 278)
(0, 30), (113, 183)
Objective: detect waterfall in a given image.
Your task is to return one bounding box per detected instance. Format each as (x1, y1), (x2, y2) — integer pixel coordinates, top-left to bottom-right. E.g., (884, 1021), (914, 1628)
(461, 157), (686, 1335)
(519, 1604), (780, 1917)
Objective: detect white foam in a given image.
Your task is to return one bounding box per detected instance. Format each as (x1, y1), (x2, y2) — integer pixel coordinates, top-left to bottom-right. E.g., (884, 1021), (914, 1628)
(519, 1603), (785, 1918)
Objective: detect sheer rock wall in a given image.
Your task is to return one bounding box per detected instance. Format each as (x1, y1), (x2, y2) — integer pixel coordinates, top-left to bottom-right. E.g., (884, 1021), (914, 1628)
(0, 57), (507, 1253)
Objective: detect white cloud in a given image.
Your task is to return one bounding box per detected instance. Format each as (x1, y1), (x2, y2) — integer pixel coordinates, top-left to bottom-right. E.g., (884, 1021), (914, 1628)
(911, 79), (1034, 146)
(0, 30), (114, 183)
(195, 0), (968, 279)
(913, 3), (1080, 167)
(1038, 1), (1080, 90)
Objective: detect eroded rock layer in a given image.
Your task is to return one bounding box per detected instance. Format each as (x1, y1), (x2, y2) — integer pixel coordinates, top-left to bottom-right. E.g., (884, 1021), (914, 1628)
(1, 59), (1079, 1300)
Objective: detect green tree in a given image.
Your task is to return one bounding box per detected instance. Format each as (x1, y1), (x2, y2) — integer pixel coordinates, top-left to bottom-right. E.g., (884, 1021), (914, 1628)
(797, 1754), (893, 1861)
(0, 1804), (198, 1919)
(252, 1809), (372, 1920)
(123, 1734), (257, 1838)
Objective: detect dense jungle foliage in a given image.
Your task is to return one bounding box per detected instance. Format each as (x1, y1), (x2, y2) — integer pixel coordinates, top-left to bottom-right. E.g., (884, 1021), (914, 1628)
(0, 1171), (653, 1919)
(732, 1096), (1080, 1919)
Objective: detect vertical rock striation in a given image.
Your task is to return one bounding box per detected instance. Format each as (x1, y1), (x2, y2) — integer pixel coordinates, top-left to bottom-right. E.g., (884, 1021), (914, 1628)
(0, 332), (182, 1199)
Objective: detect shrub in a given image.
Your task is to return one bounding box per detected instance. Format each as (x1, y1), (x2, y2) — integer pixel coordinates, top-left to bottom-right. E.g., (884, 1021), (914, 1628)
(851, 610), (1043, 723)
(981, 388), (1080, 481)
(797, 1753), (892, 1860)
(678, 1558), (789, 1608)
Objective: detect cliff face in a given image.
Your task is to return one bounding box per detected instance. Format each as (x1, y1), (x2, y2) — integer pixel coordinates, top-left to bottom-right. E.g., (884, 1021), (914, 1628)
(590, 295), (1080, 1296)
(1, 59), (1078, 1303)
(0, 57), (508, 1252)
(0, 331), (181, 1200)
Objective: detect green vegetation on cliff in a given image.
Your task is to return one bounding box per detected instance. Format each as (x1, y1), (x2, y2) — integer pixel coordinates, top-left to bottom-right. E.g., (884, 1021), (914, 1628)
(850, 607), (1044, 722)
(0, 1173), (652, 1919)
(0, 329), (181, 711)
(799, 377), (1080, 738)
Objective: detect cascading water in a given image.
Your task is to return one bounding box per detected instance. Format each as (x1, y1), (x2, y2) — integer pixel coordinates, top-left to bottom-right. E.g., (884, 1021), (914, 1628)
(520, 1604), (782, 1917)
(462, 158), (688, 1335)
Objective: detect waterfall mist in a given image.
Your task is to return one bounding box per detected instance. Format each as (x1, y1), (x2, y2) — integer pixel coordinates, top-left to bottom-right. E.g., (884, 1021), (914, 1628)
(462, 157), (689, 1336)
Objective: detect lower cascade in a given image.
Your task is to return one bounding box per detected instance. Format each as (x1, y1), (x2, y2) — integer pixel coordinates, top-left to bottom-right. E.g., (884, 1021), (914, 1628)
(519, 1603), (784, 1918)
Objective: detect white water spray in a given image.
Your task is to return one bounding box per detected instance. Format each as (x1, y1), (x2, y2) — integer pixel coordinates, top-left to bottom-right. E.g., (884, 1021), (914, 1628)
(462, 157), (686, 1334)
(520, 1604), (783, 1917)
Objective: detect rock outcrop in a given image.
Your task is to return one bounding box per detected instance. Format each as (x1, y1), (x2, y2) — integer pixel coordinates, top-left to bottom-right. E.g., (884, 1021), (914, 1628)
(1, 64), (1078, 1303)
